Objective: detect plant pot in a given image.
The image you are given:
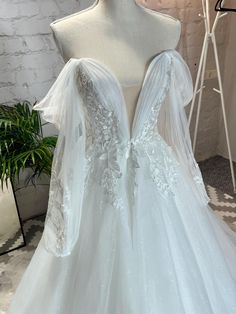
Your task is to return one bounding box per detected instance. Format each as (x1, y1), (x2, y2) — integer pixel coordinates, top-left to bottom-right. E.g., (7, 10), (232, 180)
(13, 168), (50, 221)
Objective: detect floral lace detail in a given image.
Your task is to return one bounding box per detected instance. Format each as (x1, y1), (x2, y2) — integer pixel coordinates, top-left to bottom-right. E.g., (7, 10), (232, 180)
(135, 54), (173, 144)
(146, 136), (180, 197)
(45, 169), (67, 253)
(192, 161), (205, 185)
(44, 136), (70, 255)
(77, 64), (124, 211)
(121, 135), (180, 200)
(77, 56), (180, 211)
(192, 161), (210, 203)
(122, 54), (179, 198)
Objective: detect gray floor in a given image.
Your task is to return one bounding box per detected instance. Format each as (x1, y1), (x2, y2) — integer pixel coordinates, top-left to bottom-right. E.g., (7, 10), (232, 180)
(199, 155), (236, 196)
(0, 155), (236, 313)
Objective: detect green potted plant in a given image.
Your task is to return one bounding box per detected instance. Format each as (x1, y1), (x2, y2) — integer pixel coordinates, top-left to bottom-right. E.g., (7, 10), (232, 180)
(0, 100), (57, 220)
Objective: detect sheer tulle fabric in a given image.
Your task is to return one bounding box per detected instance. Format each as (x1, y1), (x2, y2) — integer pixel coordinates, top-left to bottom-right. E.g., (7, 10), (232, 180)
(7, 49), (236, 314)
(33, 49), (210, 256)
(33, 59), (87, 257)
(157, 51), (210, 206)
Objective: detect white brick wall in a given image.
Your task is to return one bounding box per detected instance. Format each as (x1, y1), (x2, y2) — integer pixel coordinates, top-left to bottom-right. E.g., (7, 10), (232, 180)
(0, 0), (93, 105)
(0, 0), (230, 161)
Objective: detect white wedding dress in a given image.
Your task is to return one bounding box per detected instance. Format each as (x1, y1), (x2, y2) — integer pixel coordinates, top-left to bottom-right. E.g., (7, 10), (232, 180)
(7, 49), (236, 314)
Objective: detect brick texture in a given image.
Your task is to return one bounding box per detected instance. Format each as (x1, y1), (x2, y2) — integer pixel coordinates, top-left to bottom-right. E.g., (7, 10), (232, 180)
(0, 0), (230, 161)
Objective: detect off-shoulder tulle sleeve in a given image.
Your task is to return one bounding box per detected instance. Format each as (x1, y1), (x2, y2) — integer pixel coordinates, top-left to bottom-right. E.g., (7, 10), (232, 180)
(172, 51), (194, 108)
(33, 59), (81, 130)
(157, 50), (210, 206)
(33, 58), (87, 257)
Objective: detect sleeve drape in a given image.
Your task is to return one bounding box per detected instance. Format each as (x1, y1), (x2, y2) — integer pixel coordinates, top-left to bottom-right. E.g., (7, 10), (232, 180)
(33, 58), (87, 257)
(157, 51), (210, 206)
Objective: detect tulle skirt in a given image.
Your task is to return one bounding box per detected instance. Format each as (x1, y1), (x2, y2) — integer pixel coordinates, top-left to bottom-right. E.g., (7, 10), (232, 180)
(7, 163), (236, 314)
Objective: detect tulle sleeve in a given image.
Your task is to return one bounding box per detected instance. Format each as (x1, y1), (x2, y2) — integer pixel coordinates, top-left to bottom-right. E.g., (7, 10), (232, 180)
(33, 58), (87, 257)
(157, 50), (210, 206)
(33, 59), (81, 130)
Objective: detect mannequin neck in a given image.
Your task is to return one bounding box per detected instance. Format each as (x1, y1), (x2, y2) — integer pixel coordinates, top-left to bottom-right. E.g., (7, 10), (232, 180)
(97, 0), (139, 12)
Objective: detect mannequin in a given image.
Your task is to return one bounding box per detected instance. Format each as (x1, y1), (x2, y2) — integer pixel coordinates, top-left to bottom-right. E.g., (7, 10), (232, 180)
(50, 0), (181, 130)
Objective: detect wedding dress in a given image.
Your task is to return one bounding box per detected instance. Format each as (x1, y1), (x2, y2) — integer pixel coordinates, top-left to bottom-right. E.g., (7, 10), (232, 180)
(7, 49), (236, 314)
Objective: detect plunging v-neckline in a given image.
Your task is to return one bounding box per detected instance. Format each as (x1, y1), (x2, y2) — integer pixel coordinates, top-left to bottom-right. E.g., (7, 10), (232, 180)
(72, 49), (173, 139)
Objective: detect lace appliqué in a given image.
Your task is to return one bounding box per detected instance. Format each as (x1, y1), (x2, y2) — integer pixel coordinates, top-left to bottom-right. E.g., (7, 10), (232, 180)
(192, 160), (211, 203)
(77, 56), (181, 212)
(128, 55), (179, 198)
(45, 169), (68, 253)
(122, 135), (180, 200)
(44, 136), (72, 255)
(192, 160), (205, 185)
(77, 64), (123, 211)
(147, 138), (180, 197)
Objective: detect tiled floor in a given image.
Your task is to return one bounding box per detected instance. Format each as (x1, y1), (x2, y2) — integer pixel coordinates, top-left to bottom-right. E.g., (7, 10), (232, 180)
(199, 155), (236, 197)
(0, 216), (45, 313)
(1, 156), (236, 313)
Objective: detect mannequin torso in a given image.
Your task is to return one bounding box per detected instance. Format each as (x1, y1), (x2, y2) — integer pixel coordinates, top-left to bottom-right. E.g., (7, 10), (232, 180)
(50, 0), (181, 129)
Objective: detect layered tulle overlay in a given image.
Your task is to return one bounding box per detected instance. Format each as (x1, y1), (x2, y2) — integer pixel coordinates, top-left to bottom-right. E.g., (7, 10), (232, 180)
(8, 49), (236, 314)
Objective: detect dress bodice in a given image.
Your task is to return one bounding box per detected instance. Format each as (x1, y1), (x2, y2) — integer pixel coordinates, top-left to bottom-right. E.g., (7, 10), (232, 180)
(75, 49), (173, 141)
(75, 51), (180, 216)
(33, 49), (210, 257)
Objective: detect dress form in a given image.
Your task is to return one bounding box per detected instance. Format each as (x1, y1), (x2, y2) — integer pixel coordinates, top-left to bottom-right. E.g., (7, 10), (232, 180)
(50, 0), (181, 130)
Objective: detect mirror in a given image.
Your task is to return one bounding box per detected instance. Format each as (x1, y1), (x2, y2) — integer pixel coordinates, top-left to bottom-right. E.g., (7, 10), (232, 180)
(0, 179), (26, 256)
